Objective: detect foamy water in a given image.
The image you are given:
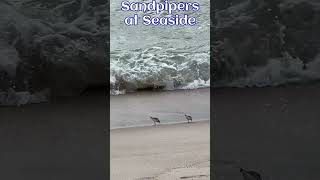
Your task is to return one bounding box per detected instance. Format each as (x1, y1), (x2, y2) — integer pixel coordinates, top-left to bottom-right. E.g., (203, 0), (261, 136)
(110, 0), (210, 94)
(212, 0), (320, 88)
(213, 53), (320, 88)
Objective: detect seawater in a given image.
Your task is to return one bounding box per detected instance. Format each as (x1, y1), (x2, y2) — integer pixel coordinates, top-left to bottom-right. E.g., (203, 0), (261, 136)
(110, 0), (210, 95)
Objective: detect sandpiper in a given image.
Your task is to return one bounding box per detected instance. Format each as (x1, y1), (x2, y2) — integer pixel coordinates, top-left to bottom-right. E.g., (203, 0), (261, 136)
(240, 168), (262, 180)
(185, 114), (192, 123)
(150, 116), (160, 126)
(302, 62), (307, 70)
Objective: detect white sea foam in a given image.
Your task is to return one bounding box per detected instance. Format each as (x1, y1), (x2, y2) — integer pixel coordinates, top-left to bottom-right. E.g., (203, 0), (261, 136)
(180, 79), (210, 89)
(110, 47), (210, 95)
(214, 53), (320, 88)
(0, 88), (49, 106)
(110, 0), (210, 95)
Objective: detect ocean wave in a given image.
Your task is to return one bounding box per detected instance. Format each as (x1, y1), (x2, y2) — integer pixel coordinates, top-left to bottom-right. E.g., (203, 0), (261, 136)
(213, 53), (320, 88)
(212, 0), (320, 88)
(0, 88), (49, 106)
(110, 46), (210, 95)
(0, 0), (108, 105)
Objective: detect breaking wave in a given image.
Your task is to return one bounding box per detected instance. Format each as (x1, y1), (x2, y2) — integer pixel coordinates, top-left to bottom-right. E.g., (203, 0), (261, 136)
(213, 52), (320, 88)
(110, 0), (210, 95)
(212, 0), (320, 88)
(110, 46), (210, 95)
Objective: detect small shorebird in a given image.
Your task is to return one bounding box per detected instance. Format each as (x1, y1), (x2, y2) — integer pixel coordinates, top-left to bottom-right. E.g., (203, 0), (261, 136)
(150, 116), (160, 126)
(302, 62), (307, 70)
(240, 168), (262, 180)
(185, 114), (192, 123)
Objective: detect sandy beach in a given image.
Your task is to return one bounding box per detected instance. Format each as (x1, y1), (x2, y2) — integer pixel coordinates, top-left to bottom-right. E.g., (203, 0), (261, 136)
(0, 90), (108, 180)
(110, 88), (210, 129)
(213, 85), (320, 180)
(111, 121), (210, 180)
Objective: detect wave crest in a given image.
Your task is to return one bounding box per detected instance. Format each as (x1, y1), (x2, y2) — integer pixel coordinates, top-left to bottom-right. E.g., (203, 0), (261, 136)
(110, 47), (210, 95)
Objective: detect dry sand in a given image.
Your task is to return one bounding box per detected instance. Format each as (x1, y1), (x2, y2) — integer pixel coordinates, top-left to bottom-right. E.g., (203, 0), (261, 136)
(111, 121), (210, 180)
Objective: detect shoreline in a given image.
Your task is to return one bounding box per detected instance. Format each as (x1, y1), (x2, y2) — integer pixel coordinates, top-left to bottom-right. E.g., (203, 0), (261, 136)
(0, 88), (108, 179)
(110, 87), (210, 96)
(110, 88), (210, 129)
(111, 119), (209, 131)
(110, 119), (209, 130)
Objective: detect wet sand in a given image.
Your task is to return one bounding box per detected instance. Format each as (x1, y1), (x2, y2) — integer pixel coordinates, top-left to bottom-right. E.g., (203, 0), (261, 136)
(111, 88), (210, 180)
(111, 121), (210, 180)
(110, 88), (210, 129)
(213, 85), (320, 180)
(0, 90), (108, 180)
